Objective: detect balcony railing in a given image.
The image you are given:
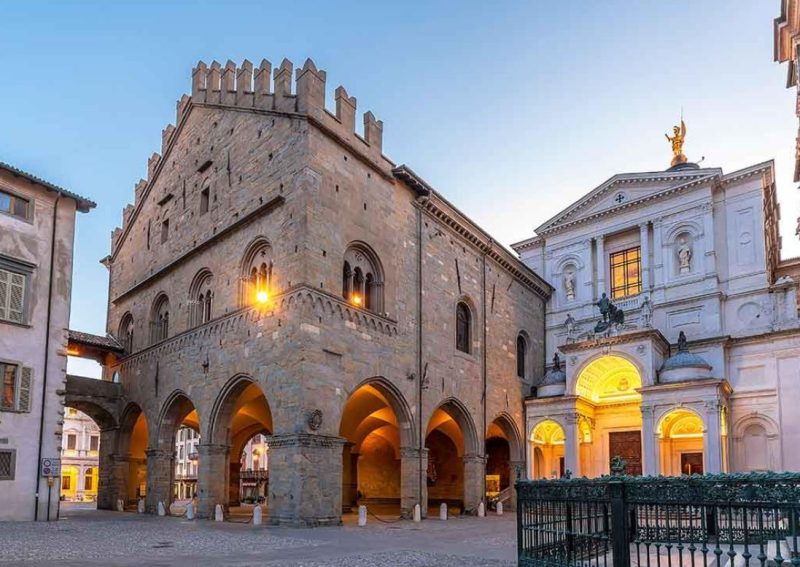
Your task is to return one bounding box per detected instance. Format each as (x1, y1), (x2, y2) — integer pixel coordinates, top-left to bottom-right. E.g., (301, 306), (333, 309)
(517, 472), (800, 567)
(240, 469), (269, 481)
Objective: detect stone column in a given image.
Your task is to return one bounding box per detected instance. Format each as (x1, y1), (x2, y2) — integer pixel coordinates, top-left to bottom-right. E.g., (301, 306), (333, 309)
(564, 415), (582, 477)
(145, 448), (174, 514)
(702, 203), (715, 275)
(96, 427), (119, 510)
(463, 453), (487, 515)
(641, 405), (659, 476)
(703, 401), (723, 473)
(652, 218), (664, 291)
(639, 222), (650, 293)
(229, 461), (242, 507)
(595, 236), (606, 298)
(196, 443), (230, 519)
(267, 434), (346, 526)
(400, 447), (428, 518)
(104, 454), (130, 510)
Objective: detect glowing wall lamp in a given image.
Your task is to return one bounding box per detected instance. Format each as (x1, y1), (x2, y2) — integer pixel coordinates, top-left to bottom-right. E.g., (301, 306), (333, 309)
(256, 290), (269, 305)
(351, 294), (362, 307)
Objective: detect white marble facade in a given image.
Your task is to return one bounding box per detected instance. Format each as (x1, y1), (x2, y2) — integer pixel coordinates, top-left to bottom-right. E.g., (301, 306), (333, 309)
(513, 160), (800, 478)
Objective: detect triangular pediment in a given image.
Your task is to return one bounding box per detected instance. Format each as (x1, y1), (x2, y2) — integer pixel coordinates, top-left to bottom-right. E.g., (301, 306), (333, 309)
(535, 168), (721, 235)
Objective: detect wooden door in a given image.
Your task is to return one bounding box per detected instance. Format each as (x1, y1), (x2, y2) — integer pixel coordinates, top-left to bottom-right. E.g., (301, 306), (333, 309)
(681, 452), (704, 476)
(608, 431), (643, 476)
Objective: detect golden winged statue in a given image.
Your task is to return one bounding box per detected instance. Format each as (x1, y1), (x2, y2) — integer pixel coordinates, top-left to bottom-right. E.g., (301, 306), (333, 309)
(665, 119), (687, 167)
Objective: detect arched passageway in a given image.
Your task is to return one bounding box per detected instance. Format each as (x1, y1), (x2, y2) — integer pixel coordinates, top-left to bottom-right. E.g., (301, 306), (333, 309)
(425, 399), (481, 515)
(339, 380), (414, 517)
(203, 376), (272, 518)
(60, 407), (102, 505)
(657, 408), (705, 475)
(530, 419), (566, 479)
(485, 415), (523, 502)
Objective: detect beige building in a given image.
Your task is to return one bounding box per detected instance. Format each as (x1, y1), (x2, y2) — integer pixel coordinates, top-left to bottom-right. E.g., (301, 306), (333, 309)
(60, 407), (100, 502)
(64, 57), (550, 525)
(0, 162), (94, 521)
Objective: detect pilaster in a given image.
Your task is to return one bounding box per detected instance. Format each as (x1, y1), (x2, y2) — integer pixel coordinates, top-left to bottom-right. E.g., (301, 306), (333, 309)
(641, 405), (658, 475)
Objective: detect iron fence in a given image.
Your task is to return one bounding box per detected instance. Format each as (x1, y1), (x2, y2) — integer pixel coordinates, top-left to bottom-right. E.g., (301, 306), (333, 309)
(517, 472), (800, 567)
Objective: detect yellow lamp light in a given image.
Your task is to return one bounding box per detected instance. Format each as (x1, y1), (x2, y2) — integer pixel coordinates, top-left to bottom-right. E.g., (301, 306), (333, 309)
(256, 290), (269, 304)
(351, 294), (362, 307)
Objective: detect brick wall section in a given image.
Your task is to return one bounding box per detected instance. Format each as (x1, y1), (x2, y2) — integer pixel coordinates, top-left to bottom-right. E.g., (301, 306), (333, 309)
(96, 58), (550, 525)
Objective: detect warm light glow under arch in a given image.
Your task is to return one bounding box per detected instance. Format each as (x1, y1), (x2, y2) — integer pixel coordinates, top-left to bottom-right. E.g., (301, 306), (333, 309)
(657, 408), (705, 439)
(574, 355), (642, 404)
(530, 419), (565, 446)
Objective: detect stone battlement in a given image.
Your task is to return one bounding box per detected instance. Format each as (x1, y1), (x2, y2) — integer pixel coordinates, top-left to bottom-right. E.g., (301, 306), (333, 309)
(111, 57), (385, 254)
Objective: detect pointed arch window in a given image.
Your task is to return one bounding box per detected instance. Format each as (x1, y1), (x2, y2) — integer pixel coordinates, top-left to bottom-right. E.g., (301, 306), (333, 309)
(240, 239), (274, 307)
(516, 333), (528, 379)
(118, 313), (134, 354)
(456, 302), (472, 354)
(189, 270), (214, 327)
(342, 244), (384, 313)
(150, 294), (170, 344)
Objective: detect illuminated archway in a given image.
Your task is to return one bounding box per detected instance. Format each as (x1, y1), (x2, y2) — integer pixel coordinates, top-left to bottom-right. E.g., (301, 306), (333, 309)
(657, 408), (705, 475)
(574, 355), (642, 404)
(530, 419), (565, 479)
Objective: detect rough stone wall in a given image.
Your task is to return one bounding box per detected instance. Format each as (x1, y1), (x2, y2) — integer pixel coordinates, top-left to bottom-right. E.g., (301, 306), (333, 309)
(100, 57), (549, 525)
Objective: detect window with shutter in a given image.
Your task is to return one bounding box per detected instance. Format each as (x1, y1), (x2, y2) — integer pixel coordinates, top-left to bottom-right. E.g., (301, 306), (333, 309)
(0, 450), (15, 480)
(0, 270), (7, 321)
(17, 367), (31, 412)
(1, 363), (16, 410)
(0, 268), (26, 324)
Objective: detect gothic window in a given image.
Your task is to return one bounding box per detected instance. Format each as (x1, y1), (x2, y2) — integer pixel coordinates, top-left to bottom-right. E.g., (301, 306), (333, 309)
(342, 243), (384, 313)
(240, 239), (273, 307)
(610, 246), (641, 299)
(150, 294), (170, 344)
(189, 270), (213, 327)
(517, 334), (527, 379)
(118, 312), (134, 354)
(456, 302), (472, 354)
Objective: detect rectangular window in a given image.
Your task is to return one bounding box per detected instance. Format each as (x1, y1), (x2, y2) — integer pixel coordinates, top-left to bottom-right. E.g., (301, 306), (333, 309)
(0, 190), (30, 221)
(610, 246), (642, 299)
(0, 268), (27, 324)
(161, 219), (169, 244)
(200, 188), (209, 215)
(66, 434), (77, 451)
(61, 474), (70, 490)
(84, 472), (93, 491)
(1, 363), (16, 410)
(0, 449), (14, 480)
(90, 436), (99, 452)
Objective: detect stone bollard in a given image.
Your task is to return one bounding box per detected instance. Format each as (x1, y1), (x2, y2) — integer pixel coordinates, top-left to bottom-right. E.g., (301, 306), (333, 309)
(186, 501), (194, 520)
(215, 504), (224, 522)
(478, 501), (485, 518)
(116, 499), (124, 512)
(253, 505), (262, 525)
(137, 498), (145, 514)
(440, 503), (447, 521)
(358, 505), (367, 527)
(157, 501), (166, 516)
(413, 503), (421, 523)
(496, 501), (503, 516)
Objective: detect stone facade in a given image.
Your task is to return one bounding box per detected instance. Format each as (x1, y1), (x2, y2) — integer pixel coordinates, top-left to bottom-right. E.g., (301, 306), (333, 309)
(0, 163), (94, 521)
(60, 407), (101, 502)
(513, 159), (800, 478)
(79, 58), (549, 526)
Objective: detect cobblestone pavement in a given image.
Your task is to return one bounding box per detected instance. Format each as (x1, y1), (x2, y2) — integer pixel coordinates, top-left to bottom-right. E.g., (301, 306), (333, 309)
(0, 509), (516, 566)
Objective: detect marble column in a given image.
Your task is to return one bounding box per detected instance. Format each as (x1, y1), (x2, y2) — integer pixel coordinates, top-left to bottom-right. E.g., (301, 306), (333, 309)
(196, 443), (230, 518)
(463, 453), (487, 515)
(703, 401), (723, 473)
(595, 236), (606, 298)
(641, 405), (658, 475)
(639, 222), (650, 293)
(564, 415), (582, 477)
(145, 448), (174, 514)
(267, 433), (346, 526)
(400, 446), (428, 518)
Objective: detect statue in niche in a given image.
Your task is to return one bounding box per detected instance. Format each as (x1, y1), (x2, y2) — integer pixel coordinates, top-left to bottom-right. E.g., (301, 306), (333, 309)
(564, 269), (576, 301)
(677, 330), (688, 352)
(677, 237), (692, 274)
(552, 352), (562, 372)
(640, 295), (653, 328)
(564, 313), (577, 342)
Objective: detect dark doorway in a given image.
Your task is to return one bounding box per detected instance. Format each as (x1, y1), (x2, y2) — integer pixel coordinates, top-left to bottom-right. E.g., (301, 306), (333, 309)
(608, 431), (642, 475)
(681, 452), (704, 475)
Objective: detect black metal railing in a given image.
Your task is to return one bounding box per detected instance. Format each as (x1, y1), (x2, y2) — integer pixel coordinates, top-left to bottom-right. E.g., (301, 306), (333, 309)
(517, 472), (800, 567)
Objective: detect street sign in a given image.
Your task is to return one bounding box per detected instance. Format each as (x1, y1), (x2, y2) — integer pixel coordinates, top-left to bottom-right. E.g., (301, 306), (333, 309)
(40, 457), (61, 477)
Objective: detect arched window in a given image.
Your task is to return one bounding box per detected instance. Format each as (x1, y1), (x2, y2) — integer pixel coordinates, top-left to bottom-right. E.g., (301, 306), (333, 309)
(150, 294), (170, 344)
(189, 270), (214, 327)
(240, 239), (273, 307)
(118, 312), (134, 355)
(456, 302), (472, 354)
(517, 334), (527, 379)
(342, 243), (384, 313)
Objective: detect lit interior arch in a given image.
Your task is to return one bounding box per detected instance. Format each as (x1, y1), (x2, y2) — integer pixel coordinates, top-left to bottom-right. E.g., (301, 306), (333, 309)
(575, 355), (642, 404)
(530, 419), (565, 446)
(658, 408), (704, 439)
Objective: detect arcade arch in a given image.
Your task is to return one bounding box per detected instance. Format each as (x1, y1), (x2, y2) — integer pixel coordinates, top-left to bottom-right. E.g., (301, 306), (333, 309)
(530, 419), (565, 479)
(657, 408), (705, 475)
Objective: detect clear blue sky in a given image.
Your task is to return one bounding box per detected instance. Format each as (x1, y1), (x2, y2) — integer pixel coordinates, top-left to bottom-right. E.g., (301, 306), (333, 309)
(0, 1), (795, 376)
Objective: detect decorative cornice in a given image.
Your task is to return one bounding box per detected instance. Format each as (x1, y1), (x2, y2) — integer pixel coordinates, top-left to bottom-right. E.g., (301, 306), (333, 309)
(558, 328), (671, 354)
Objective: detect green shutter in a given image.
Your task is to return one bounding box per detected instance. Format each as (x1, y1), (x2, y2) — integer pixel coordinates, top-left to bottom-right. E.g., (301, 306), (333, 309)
(8, 273), (24, 323)
(18, 367), (32, 412)
(0, 269), (8, 321)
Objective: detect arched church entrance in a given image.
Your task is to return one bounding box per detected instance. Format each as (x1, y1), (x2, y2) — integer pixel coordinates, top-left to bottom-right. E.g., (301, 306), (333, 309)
(573, 355), (643, 477)
(657, 408), (705, 475)
(338, 379), (414, 518)
(205, 375), (272, 519)
(530, 419), (565, 479)
(425, 399), (481, 515)
(148, 392), (199, 514)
